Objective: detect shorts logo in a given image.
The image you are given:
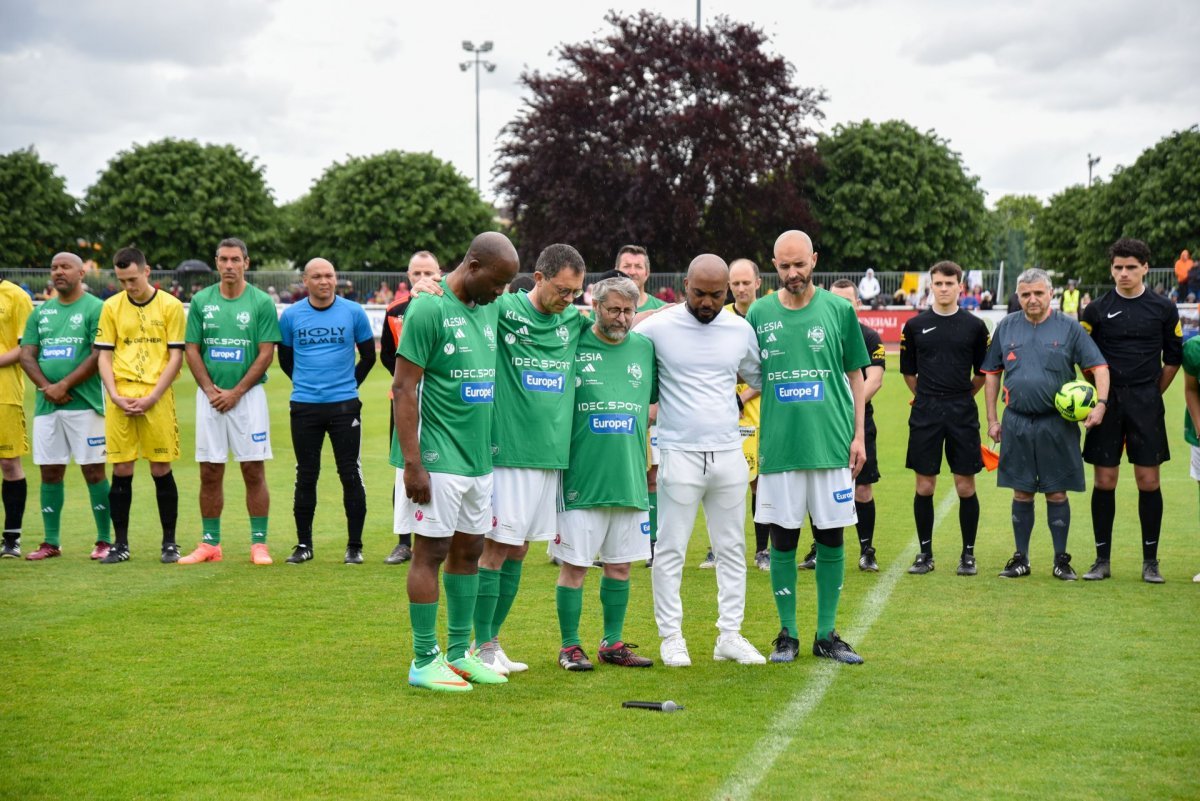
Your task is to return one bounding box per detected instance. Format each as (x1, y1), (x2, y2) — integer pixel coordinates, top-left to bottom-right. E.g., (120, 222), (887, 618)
(588, 413), (636, 434)
(422, 450), (440, 463)
(251, 432), (267, 443)
(554, 533), (562, 544)
(415, 510), (424, 521)
(833, 488), (853, 503)
(87, 436), (106, 447)
(521, 370), (565, 393)
(42, 345), (75, 359)
(492, 515), (498, 528)
(641, 521), (651, 535)
(566, 490), (579, 502)
(209, 347), (244, 362)
(460, 381), (495, 403)
(776, 381), (824, 402)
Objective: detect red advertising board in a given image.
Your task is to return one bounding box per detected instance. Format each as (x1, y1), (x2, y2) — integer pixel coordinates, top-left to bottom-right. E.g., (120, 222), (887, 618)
(856, 308), (917, 345)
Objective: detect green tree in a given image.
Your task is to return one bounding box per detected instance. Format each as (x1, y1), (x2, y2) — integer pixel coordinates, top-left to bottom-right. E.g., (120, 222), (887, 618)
(814, 120), (988, 272)
(1085, 126), (1200, 281)
(988, 194), (1042, 269)
(83, 138), (278, 267)
(288, 151), (493, 271)
(1033, 184), (1097, 279)
(0, 147), (80, 269)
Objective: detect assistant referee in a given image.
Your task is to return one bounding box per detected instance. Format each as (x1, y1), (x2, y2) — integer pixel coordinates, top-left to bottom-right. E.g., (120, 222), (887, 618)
(1080, 238), (1181, 583)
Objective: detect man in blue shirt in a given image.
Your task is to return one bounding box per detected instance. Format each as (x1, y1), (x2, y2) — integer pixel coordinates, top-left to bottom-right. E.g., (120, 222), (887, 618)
(279, 258), (376, 564)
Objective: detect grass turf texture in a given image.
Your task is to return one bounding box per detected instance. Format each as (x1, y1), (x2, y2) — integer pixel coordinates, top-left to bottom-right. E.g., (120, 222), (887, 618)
(2, 359), (1198, 800)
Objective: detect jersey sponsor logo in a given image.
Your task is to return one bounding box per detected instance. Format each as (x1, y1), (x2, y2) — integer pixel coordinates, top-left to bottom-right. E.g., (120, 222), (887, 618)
(922, 327), (937, 334)
(443, 317), (466, 328)
(296, 326), (346, 345)
(1106, 311), (1122, 318)
(756, 320), (783, 334)
(87, 436), (106, 447)
(460, 381), (495, 403)
(521, 370), (565, 393)
(833, 488), (853, 503)
(209, 346), (244, 362)
(251, 432), (267, 443)
(580, 363), (596, 373)
(766, 332), (777, 343)
(454, 328), (466, 339)
(422, 450), (439, 463)
(504, 333), (516, 344)
(588, 413), (637, 434)
(776, 381), (824, 402)
(577, 352), (603, 361)
(443, 342), (456, 355)
(41, 344), (75, 359)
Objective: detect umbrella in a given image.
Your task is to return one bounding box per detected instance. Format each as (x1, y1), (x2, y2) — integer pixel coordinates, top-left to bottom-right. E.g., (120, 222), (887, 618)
(176, 259), (212, 274)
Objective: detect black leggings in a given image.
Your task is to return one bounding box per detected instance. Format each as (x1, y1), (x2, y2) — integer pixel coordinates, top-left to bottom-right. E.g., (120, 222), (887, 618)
(290, 399), (366, 547)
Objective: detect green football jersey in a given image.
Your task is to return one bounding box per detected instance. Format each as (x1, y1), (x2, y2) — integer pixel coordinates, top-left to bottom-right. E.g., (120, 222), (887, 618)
(492, 292), (586, 469)
(747, 289), (870, 472)
(391, 280), (499, 477)
(1183, 336), (1200, 446)
(22, 293), (105, 416)
(561, 327), (657, 510)
(185, 284), (281, 390)
(638, 293), (667, 312)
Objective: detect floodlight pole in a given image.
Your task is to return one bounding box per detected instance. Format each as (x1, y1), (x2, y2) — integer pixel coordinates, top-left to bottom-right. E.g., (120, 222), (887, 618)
(1087, 153), (1101, 186)
(460, 41), (496, 194)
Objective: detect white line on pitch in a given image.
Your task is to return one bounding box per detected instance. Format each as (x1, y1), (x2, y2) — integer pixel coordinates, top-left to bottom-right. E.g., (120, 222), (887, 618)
(714, 490), (959, 801)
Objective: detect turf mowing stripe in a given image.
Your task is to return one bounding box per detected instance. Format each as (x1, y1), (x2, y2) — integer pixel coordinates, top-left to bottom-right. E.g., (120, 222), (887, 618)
(714, 489), (959, 801)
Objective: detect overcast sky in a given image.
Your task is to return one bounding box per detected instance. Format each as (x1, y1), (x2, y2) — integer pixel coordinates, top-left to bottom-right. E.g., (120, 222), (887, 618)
(2, 0), (1196, 208)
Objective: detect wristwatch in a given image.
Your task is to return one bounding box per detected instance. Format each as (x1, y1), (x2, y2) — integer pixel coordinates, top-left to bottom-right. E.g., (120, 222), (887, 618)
(1096, 399), (1108, 405)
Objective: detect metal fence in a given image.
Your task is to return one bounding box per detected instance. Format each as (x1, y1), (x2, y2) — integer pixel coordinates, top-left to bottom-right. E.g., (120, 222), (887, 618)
(4, 267), (1179, 305)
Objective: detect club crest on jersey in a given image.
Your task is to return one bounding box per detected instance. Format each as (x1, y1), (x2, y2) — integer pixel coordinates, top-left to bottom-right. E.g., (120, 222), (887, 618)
(556, 325), (570, 342)
(565, 490), (579, 503)
(236, 311), (251, 325)
(422, 450), (439, 463)
(760, 348), (769, 360)
(69, 313), (83, 327)
(627, 363), (643, 381)
(807, 325), (826, 351)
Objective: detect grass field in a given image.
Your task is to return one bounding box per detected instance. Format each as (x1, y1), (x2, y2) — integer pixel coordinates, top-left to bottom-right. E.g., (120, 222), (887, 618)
(2, 357), (1198, 800)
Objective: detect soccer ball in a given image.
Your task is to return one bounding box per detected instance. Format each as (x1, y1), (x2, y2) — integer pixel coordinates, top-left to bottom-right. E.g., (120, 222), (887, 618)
(1054, 380), (1097, 422)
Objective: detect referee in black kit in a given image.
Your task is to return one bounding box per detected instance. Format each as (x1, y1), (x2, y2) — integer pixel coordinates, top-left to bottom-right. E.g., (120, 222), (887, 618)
(1080, 238), (1182, 584)
(899, 261), (990, 576)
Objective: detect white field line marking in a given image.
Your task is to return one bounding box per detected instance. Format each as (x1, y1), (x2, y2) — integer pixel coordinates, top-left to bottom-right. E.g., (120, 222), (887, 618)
(715, 490), (958, 801)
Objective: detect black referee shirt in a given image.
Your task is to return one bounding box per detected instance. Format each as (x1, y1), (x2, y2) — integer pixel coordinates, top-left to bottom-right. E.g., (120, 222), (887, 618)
(899, 309), (989, 397)
(860, 322), (885, 418)
(1080, 289), (1181, 387)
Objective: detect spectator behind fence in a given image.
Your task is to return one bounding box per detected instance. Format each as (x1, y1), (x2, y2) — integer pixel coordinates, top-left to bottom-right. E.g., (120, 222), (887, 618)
(1175, 250), (1193, 300)
(858, 268), (881, 307)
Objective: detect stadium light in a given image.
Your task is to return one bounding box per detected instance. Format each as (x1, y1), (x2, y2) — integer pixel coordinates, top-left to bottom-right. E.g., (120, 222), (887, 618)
(1088, 153), (1101, 186)
(461, 41), (497, 195)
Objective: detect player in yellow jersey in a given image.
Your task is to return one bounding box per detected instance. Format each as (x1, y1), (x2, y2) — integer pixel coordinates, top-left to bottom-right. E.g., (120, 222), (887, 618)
(0, 277), (33, 558)
(93, 247), (186, 564)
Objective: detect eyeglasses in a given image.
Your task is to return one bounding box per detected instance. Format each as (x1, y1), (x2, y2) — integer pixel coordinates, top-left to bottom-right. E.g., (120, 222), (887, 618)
(549, 283), (584, 300)
(600, 305), (634, 317)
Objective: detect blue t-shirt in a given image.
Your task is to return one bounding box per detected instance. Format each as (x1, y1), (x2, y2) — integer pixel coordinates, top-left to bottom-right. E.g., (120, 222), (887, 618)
(279, 297), (373, 403)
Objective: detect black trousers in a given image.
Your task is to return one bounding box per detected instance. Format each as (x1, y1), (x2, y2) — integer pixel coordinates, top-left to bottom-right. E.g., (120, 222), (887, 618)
(290, 399), (366, 547)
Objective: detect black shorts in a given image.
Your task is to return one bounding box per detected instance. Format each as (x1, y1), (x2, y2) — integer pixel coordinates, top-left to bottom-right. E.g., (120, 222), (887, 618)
(998, 409), (1085, 494)
(856, 411), (880, 486)
(906, 394), (983, 476)
(1083, 382), (1169, 467)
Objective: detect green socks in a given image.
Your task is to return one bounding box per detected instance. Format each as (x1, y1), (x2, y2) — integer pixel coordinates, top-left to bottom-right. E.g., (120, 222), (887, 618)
(40, 481), (64, 547)
(814, 543), (844, 640)
(556, 585), (583, 648)
(492, 559), (523, 637)
(474, 567), (501, 644)
(443, 571), (479, 661)
(87, 479), (111, 544)
(599, 576), (629, 646)
(770, 547), (798, 634)
(648, 490), (658, 543)
(201, 517), (221, 545)
(410, 602), (440, 668)
(250, 516), (268, 544)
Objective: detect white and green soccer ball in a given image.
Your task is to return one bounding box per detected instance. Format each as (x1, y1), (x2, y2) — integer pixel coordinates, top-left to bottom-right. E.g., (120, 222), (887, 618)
(1054, 379), (1098, 422)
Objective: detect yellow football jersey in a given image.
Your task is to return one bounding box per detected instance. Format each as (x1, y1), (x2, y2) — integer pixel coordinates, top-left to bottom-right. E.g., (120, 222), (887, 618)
(0, 280), (33, 405)
(95, 289), (185, 385)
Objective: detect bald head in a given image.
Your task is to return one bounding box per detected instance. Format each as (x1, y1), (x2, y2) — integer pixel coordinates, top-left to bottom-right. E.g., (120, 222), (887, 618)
(304, 257), (335, 276)
(459, 231), (519, 306)
(772, 229), (818, 298)
(684, 254), (729, 324)
(302, 258), (337, 307)
(50, 251), (87, 300)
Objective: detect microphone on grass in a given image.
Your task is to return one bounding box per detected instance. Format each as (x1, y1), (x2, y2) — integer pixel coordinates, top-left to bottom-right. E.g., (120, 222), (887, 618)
(622, 700), (683, 712)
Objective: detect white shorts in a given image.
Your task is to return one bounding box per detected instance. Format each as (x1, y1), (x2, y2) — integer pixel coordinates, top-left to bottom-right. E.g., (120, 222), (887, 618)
(551, 507), (652, 567)
(649, 424), (660, 466)
(1190, 446), (1200, 480)
(487, 466), (559, 545)
(32, 409), (107, 465)
(394, 469), (494, 538)
(194, 385), (272, 463)
(755, 468), (857, 530)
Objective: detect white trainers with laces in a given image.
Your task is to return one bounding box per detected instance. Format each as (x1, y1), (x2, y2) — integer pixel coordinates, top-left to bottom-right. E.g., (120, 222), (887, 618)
(474, 641), (510, 676)
(660, 634), (691, 667)
(493, 638), (528, 673)
(713, 632), (767, 665)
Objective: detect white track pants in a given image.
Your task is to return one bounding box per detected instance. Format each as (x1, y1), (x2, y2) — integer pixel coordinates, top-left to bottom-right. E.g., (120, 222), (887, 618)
(652, 448), (749, 638)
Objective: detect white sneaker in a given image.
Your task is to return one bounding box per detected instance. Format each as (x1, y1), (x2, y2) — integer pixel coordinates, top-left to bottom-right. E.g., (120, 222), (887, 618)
(1193, 572), (1200, 583)
(660, 634), (691, 667)
(474, 641), (509, 676)
(493, 639), (528, 673)
(713, 632), (766, 665)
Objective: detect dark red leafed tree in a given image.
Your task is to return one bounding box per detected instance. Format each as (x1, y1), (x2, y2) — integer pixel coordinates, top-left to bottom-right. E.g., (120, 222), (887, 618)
(495, 11), (825, 271)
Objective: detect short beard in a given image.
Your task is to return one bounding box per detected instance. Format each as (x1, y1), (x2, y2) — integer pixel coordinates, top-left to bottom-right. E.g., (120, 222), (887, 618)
(598, 321), (628, 342)
(686, 303), (718, 325)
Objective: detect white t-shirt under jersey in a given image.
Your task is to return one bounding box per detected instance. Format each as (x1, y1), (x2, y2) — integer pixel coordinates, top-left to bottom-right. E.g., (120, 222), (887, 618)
(636, 304), (762, 452)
